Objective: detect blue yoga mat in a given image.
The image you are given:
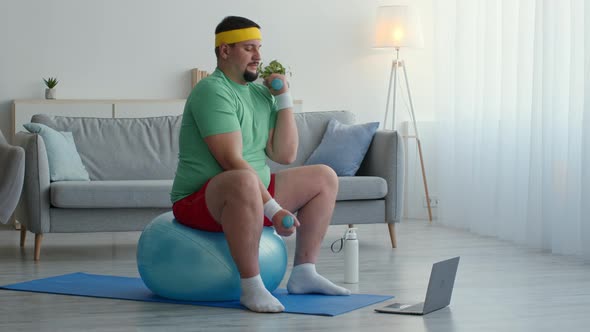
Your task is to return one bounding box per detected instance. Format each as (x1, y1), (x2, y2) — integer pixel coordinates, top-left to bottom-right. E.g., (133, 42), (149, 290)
(0, 272), (393, 316)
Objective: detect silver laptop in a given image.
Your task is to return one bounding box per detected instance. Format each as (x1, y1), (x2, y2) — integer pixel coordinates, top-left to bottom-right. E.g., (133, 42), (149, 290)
(375, 257), (460, 315)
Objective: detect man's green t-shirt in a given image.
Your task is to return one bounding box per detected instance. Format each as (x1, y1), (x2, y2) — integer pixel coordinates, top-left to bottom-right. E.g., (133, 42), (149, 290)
(170, 68), (278, 203)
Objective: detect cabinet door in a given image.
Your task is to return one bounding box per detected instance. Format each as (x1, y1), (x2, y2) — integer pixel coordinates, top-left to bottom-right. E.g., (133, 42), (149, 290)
(12, 102), (113, 136)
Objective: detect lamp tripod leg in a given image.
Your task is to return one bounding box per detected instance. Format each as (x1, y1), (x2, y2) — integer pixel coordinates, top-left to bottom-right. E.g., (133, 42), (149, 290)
(384, 60), (396, 127)
(401, 62), (433, 223)
(416, 138), (433, 222)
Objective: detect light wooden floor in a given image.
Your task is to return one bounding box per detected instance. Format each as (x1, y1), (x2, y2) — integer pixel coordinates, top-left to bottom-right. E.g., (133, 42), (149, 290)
(1, 220), (590, 332)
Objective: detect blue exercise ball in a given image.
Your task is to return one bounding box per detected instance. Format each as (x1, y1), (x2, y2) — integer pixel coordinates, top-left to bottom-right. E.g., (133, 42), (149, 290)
(137, 212), (288, 301)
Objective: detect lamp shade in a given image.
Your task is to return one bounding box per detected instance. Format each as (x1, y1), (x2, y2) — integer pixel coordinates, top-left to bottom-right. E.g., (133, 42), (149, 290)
(374, 5), (424, 49)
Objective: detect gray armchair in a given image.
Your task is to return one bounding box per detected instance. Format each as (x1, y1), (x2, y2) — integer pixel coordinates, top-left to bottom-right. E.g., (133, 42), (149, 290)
(0, 130), (25, 225)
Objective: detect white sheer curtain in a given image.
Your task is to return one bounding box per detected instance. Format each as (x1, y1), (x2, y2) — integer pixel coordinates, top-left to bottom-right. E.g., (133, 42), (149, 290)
(431, 0), (590, 260)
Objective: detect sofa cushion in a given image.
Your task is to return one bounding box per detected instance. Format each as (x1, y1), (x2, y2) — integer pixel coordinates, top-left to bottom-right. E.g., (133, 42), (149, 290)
(51, 180), (173, 208)
(32, 114), (181, 181)
(50, 177), (385, 208)
(336, 176), (387, 201)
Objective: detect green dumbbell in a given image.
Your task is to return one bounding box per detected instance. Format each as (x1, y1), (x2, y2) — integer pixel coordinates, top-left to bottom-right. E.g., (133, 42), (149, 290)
(271, 78), (284, 91)
(282, 215), (294, 228)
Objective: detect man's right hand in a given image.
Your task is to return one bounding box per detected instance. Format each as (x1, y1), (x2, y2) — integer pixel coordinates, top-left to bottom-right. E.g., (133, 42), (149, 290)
(263, 73), (288, 96)
(272, 209), (299, 237)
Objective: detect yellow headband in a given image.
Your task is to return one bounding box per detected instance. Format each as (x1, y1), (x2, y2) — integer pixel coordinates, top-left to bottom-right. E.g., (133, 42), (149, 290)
(215, 27), (262, 47)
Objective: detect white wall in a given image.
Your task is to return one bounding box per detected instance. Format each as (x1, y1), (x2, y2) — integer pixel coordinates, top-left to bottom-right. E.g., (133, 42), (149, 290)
(0, 0), (436, 219)
(0, 0), (433, 137)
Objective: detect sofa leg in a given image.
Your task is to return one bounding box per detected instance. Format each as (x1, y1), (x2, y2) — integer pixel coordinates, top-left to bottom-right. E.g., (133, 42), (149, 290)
(34, 234), (43, 261)
(20, 224), (27, 247)
(388, 223), (397, 248)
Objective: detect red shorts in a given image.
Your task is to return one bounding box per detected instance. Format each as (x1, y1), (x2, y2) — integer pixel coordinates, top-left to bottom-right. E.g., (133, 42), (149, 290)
(172, 174), (276, 232)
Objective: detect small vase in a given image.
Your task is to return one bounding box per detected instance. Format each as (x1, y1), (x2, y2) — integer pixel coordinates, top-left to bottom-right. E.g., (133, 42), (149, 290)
(45, 88), (56, 99)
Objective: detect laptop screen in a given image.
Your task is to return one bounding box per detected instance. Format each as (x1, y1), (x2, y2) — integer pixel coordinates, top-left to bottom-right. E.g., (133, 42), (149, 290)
(423, 256), (460, 313)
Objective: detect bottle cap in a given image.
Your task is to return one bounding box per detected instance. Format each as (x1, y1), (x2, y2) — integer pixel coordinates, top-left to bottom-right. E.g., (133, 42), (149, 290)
(345, 228), (357, 240)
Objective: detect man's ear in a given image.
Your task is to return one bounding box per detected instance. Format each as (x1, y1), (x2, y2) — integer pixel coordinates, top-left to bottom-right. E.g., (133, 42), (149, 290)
(219, 44), (230, 60)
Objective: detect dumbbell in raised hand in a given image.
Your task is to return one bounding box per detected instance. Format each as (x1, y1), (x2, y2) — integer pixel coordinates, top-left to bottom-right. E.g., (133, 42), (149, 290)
(271, 78), (284, 91)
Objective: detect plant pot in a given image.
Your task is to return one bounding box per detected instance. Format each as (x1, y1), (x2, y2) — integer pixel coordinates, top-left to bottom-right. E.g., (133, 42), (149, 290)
(45, 88), (56, 99)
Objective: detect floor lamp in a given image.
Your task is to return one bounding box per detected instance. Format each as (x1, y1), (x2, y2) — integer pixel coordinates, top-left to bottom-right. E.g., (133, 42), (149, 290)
(376, 5), (433, 222)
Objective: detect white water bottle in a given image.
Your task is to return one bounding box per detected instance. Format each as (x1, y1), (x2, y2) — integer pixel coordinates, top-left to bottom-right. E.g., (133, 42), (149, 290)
(344, 228), (359, 284)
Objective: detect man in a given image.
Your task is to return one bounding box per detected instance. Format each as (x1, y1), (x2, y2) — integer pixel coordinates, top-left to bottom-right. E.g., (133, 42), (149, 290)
(171, 16), (350, 313)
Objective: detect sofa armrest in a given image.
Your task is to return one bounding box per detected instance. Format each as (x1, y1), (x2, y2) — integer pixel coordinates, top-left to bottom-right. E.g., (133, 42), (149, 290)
(14, 132), (51, 234)
(357, 130), (405, 223)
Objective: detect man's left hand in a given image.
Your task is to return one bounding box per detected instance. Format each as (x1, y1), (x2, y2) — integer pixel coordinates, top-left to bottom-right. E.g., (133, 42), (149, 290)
(272, 209), (299, 237)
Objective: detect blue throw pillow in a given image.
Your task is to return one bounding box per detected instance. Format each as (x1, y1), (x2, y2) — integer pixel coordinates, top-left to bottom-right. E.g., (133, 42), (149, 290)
(304, 119), (379, 176)
(23, 123), (90, 181)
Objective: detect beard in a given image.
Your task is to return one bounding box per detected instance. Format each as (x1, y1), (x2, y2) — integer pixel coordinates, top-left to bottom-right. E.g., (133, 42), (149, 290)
(243, 69), (259, 82)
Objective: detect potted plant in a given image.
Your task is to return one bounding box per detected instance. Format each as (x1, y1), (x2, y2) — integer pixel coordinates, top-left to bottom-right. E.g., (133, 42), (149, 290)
(43, 77), (59, 99)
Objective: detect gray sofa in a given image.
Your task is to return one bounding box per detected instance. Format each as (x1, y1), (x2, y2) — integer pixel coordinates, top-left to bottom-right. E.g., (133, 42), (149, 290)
(15, 111), (404, 261)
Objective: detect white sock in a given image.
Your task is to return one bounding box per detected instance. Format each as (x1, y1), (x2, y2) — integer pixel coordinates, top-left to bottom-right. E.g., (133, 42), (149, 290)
(287, 263), (351, 295)
(240, 275), (285, 313)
